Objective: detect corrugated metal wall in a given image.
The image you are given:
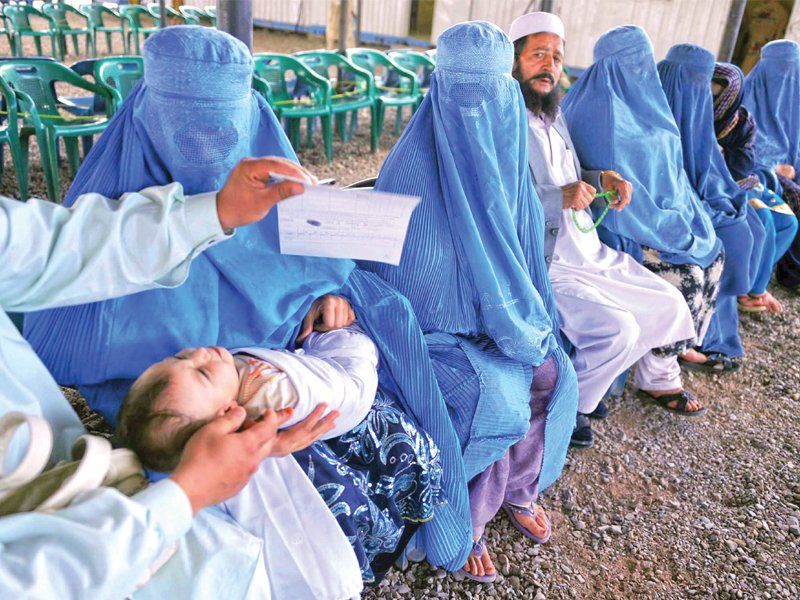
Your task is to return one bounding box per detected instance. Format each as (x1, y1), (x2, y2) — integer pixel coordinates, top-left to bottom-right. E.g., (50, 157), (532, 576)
(431, 0), (735, 68)
(194, 0), (412, 38)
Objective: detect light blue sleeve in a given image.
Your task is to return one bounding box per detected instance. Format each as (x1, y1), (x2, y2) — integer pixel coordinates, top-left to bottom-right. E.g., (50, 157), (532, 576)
(0, 480), (193, 600)
(0, 184), (229, 312)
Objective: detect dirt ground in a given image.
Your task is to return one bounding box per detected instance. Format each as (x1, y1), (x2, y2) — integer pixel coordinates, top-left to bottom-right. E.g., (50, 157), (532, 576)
(3, 25), (800, 600)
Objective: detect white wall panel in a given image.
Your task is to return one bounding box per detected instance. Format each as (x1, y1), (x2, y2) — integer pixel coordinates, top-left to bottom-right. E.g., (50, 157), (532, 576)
(431, 0), (734, 68)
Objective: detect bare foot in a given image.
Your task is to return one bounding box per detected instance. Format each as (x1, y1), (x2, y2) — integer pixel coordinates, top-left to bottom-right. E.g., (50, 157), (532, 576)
(641, 387), (704, 412)
(761, 292), (783, 314)
(678, 348), (708, 364)
(508, 503), (550, 540)
(463, 536), (495, 578)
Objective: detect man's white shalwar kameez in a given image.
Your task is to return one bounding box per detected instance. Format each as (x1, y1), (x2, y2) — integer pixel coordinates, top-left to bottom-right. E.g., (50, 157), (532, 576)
(527, 110), (695, 413)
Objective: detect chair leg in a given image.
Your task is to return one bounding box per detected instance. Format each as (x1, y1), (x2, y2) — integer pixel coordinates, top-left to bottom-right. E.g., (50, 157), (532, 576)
(63, 137), (81, 177)
(305, 117), (314, 149)
(321, 114), (333, 164)
(7, 134), (29, 201)
(394, 106), (403, 135)
(71, 33), (80, 55)
(335, 113), (346, 141)
(33, 36), (42, 56)
(38, 130), (60, 203)
(346, 111), (358, 141)
(369, 105), (378, 153)
(287, 119), (300, 150)
(81, 135), (94, 157)
(105, 31), (113, 53)
(53, 34), (64, 60)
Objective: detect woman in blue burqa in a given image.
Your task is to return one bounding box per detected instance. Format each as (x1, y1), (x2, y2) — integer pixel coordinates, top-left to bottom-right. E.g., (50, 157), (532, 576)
(712, 61), (797, 313)
(361, 21), (579, 583)
(657, 44), (766, 366)
(561, 26), (727, 383)
(23, 27), (474, 587)
(742, 40), (800, 292)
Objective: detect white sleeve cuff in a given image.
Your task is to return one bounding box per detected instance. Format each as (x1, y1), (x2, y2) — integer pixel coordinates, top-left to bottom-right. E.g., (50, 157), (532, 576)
(133, 479), (193, 545)
(183, 191), (233, 249)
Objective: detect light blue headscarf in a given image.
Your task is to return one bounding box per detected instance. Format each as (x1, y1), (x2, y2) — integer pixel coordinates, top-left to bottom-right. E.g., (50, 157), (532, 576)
(658, 43), (763, 296)
(743, 40), (800, 175)
(24, 27), (471, 570)
(363, 21), (577, 493)
(561, 26), (720, 267)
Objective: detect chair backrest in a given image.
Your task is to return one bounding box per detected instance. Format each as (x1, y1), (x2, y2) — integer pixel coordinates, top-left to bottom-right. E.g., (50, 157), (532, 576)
(95, 55), (143, 100)
(386, 50), (434, 88)
(146, 3), (184, 23)
(294, 50), (374, 97)
(118, 4), (157, 29)
(253, 53), (330, 105)
(41, 3), (88, 30)
(0, 59), (108, 119)
(2, 4), (45, 32)
(347, 47), (416, 92)
(178, 5), (212, 26)
(79, 3), (122, 27)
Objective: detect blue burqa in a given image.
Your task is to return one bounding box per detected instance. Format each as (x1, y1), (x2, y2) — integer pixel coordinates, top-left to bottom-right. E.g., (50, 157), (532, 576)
(362, 22), (578, 494)
(561, 26), (721, 267)
(743, 40), (800, 178)
(658, 44), (766, 357)
(24, 27), (471, 571)
(744, 40), (800, 288)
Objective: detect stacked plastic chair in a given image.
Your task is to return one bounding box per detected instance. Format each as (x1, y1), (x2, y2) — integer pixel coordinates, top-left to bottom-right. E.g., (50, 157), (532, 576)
(253, 52), (333, 162)
(3, 4), (60, 58)
(294, 49), (378, 153)
(347, 47), (418, 136)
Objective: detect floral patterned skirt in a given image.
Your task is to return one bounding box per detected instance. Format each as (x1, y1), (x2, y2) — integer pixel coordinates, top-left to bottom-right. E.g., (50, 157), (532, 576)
(293, 391), (443, 583)
(643, 247), (725, 357)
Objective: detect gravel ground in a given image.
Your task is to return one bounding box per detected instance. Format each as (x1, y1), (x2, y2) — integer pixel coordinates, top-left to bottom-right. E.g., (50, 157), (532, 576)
(5, 26), (800, 600)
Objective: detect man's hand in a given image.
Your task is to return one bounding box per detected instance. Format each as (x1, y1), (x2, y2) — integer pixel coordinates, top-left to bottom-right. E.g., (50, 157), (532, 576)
(168, 405), (290, 514)
(561, 181), (596, 211)
(296, 294), (356, 345)
(775, 163), (796, 180)
(600, 171), (633, 211)
(216, 157), (318, 231)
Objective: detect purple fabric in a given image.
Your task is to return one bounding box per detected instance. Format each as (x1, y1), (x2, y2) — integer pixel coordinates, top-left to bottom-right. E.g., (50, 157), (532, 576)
(467, 357), (557, 535)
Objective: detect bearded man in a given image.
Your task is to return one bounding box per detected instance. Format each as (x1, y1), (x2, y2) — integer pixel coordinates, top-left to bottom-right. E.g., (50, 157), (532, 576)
(510, 13), (702, 448)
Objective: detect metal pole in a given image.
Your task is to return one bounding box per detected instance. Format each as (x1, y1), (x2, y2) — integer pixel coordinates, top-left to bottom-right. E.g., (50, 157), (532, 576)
(356, 0), (362, 46)
(338, 0), (349, 54)
(218, 0), (253, 52)
(158, 0), (167, 29)
(540, 0), (556, 13)
(718, 0), (747, 63)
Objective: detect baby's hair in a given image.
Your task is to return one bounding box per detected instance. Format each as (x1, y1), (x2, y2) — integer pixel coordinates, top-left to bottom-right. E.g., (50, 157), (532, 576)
(117, 374), (210, 473)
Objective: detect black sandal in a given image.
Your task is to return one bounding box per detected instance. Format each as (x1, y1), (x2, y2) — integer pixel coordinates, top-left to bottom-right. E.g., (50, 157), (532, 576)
(637, 389), (707, 417)
(678, 352), (739, 374)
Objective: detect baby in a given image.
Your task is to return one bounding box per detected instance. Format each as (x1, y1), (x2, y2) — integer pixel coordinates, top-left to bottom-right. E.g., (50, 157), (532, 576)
(117, 325), (378, 472)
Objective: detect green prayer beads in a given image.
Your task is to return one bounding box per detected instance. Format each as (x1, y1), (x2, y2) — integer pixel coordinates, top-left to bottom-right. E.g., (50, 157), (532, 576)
(571, 190), (619, 234)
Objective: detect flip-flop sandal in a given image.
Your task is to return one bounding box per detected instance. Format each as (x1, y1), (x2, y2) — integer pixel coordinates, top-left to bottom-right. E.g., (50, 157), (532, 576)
(678, 353), (739, 374)
(637, 389), (707, 417)
(737, 295), (767, 313)
(458, 534), (497, 583)
(502, 502), (551, 544)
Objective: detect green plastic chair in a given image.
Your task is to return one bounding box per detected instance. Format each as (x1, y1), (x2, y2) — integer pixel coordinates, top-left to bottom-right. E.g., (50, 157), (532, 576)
(253, 53), (333, 163)
(94, 55), (143, 108)
(41, 3), (95, 60)
(0, 75), (30, 200)
(294, 50), (377, 153)
(0, 59), (115, 202)
(386, 49), (435, 94)
(1, 12), (12, 51)
(346, 47), (418, 136)
(2, 4), (60, 58)
(118, 5), (157, 56)
(146, 3), (188, 26)
(203, 6), (217, 26)
(79, 3), (128, 55)
(179, 5), (215, 26)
